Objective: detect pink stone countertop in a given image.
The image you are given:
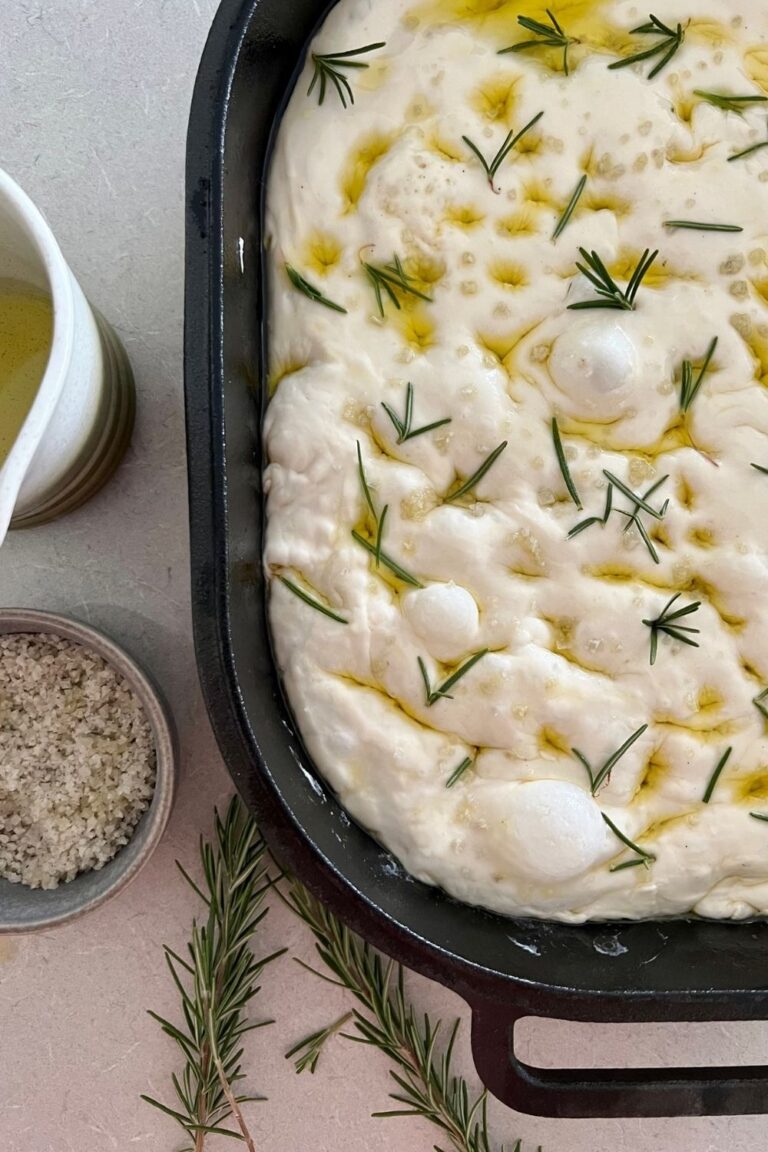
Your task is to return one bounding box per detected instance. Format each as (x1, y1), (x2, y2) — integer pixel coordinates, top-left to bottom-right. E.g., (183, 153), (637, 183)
(2, 3), (768, 1150)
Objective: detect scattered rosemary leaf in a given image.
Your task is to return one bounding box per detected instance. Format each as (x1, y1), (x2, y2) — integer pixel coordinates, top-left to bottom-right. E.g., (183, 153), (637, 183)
(382, 382), (451, 444)
(703, 747), (732, 804)
(552, 173), (587, 240)
(551, 418), (582, 508)
(680, 336), (718, 412)
(567, 481), (613, 539)
(728, 122), (768, 162)
(446, 756), (474, 788)
(286, 1012), (353, 1075)
(462, 110), (545, 191)
(499, 10), (579, 76)
(642, 593), (701, 666)
(285, 265), (348, 313)
(351, 530), (424, 588)
(603, 471), (666, 519)
(363, 254), (432, 317)
(419, 650), (489, 707)
(446, 441), (508, 503)
(602, 812), (656, 868)
(753, 687), (768, 720)
(694, 89), (768, 114)
(751, 463), (768, 475)
(356, 440), (377, 521)
(278, 575), (348, 625)
(750, 812), (768, 823)
(608, 14), (685, 80)
(573, 725), (648, 795)
(308, 42), (386, 108)
(569, 247), (657, 311)
(664, 220), (742, 233)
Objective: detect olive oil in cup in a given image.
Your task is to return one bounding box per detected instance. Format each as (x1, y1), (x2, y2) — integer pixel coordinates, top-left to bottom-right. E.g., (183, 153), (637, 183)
(0, 282), (53, 470)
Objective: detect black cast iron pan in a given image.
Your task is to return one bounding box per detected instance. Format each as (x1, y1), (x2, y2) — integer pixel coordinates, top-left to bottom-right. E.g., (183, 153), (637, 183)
(185, 0), (768, 1118)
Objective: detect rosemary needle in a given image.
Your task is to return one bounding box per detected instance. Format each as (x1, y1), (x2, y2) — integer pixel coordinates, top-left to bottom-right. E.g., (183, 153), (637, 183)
(286, 1012), (354, 1075)
(278, 575), (348, 625)
(750, 812), (768, 823)
(499, 10), (579, 76)
(569, 247), (657, 311)
(572, 724), (648, 795)
(664, 220), (742, 233)
(753, 688), (768, 720)
(363, 254), (432, 318)
(351, 530), (423, 586)
(463, 110), (545, 191)
(608, 14), (685, 81)
(419, 650), (489, 706)
(356, 440), (377, 520)
(308, 42), (386, 108)
(446, 756), (474, 788)
(602, 812), (656, 868)
(552, 174), (587, 240)
(285, 264), (348, 313)
(567, 481), (613, 538)
(703, 747), (732, 804)
(751, 463), (768, 475)
(680, 336), (718, 413)
(642, 593), (701, 665)
(551, 418), (582, 508)
(603, 471), (665, 518)
(729, 123), (768, 162)
(446, 441), (508, 502)
(694, 89), (768, 115)
(382, 382), (451, 443)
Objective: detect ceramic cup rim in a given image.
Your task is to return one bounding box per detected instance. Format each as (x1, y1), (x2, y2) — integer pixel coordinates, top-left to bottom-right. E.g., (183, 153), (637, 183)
(0, 609), (177, 933)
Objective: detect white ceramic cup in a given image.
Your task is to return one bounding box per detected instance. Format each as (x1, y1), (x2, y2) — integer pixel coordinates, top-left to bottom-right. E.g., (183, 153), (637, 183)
(0, 168), (135, 541)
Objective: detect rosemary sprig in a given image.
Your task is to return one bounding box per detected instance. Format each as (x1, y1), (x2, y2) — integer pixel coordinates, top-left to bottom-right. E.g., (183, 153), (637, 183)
(499, 10), (579, 76)
(286, 1012), (353, 1074)
(285, 264), (347, 313)
(729, 122), (768, 162)
(567, 481), (613, 538)
(572, 724), (648, 795)
(285, 881), (520, 1152)
(382, 382), (452, 444)
(703, 747), (732, 804)
(602, 812), (656, 870)
(278, 575), (348, 625)
(664, 220), (742, 233)
(551, 418), (582, 508)
(462, 110), (544, 191)
(753, 688), (768, 720)
(680, 336), (718, 413)
(642, 593), (700, 665)
(142, 799), (285, 1151)
(351, 531), (424, 587)
(608, 14), (685, 80)
(751, 463), (768, 475)
(694, 89), (768, 115)
(446, 756), (474, 788)
(308, 42), (386, 108)
(363, 254), (433, 317)
(446, 441), (508, 503)
(552, 173), (587, 240)
(418, 650), (489, 707)
(569, 247), (657, 311)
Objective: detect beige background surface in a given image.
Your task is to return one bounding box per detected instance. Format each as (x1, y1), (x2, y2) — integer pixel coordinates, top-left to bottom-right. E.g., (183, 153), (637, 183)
(1, 2), (767, 1150)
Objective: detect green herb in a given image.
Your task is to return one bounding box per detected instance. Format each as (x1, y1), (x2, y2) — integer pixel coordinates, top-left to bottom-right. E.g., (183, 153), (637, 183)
(680, 336), (718, 413)
(694, 89), (768, 114)
(286, 1012), (353, 1074)
(551, 418), (582, 508)
(308, 42), (386, 108)
(750, 812), (768, 823)
(351, 531), (424, 587)
(499, 10), (579, 76)
(603, 470), (667, 520)
(572, 725), (648, 795)
(446, 441), (508, 503)
(729, 123), (768, 162)
(142, 799), (285, 1151)
(751, 463), (768, 475)
(604, 471), (669, 564)
(608, 14), (685, 80)
(567, 481), (613, 538)
(602, 812), (656, 870)
(753, 687), (768, 720)
(356, 440), (390, 568)
(362, 254), (433, 318)
(619, 476), (668, 534)
(664, 220), (742, 233)
(703, 747), (732, 804)
(278, 575), (348, 625)
(611, 857), (650, 872)
(568, 247), (657, 311)
(418, 650), (489, 707)
(446, 756), (474, 788)
(552, 173), (587, 240)
(382, 382), (452, 444)
(643, 593), (700, 665)
(462, 110), (545, 191)
(285, 264), (347, 313)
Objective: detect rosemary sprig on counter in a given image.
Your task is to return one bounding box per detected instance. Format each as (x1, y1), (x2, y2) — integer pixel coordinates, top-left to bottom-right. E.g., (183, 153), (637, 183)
(552, 174), (587, 240)
(308, 41), (386, 108)
(703, 747), (732, 804)
(608, 14), (685, 81)
(278, 575), (349, 625)
(363, 254), (432, 317)
(142, 799), (285, 1151)
(462, 110), (544, 191)
(602, 812), (656, 871)
(286, 1012), (354, 1074)
(664, 220), (742, 233)
(753, 688), (768, 720)
(446, 441), (508, 502)
(694, 90), (768, 115)
(285, 264), (347, 313)
(499, 10), (579, 76)
(382, 381), (452, 443)
(729, 123), (768, 162)
(446, 756), (474, 788)
(680, 336), (718, 412)
(419, 649), (489, 707)
(551, 418), (582, 508)
(643, 593), (700, 665)
(569, 247), (657, 311)
(572, 724), (648, 796)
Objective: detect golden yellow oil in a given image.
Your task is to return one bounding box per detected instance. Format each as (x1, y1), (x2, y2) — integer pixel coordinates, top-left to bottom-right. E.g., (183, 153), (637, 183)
(0, 281), (53, 467)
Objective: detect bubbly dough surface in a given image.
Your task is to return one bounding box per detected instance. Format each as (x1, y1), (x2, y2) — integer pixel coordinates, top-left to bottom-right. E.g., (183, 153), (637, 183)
(265, 0), (768, 921)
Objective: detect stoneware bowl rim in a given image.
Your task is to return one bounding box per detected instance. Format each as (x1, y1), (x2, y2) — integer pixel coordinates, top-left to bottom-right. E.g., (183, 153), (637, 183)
(0, 608), (176, 933)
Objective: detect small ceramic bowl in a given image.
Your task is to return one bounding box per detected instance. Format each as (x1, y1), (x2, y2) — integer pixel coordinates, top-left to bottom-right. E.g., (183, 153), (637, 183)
(0, 609), (176, 933)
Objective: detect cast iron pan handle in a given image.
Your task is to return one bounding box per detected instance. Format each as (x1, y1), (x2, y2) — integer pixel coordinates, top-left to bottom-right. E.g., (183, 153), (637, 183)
(470, 1003), (768, 1117)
